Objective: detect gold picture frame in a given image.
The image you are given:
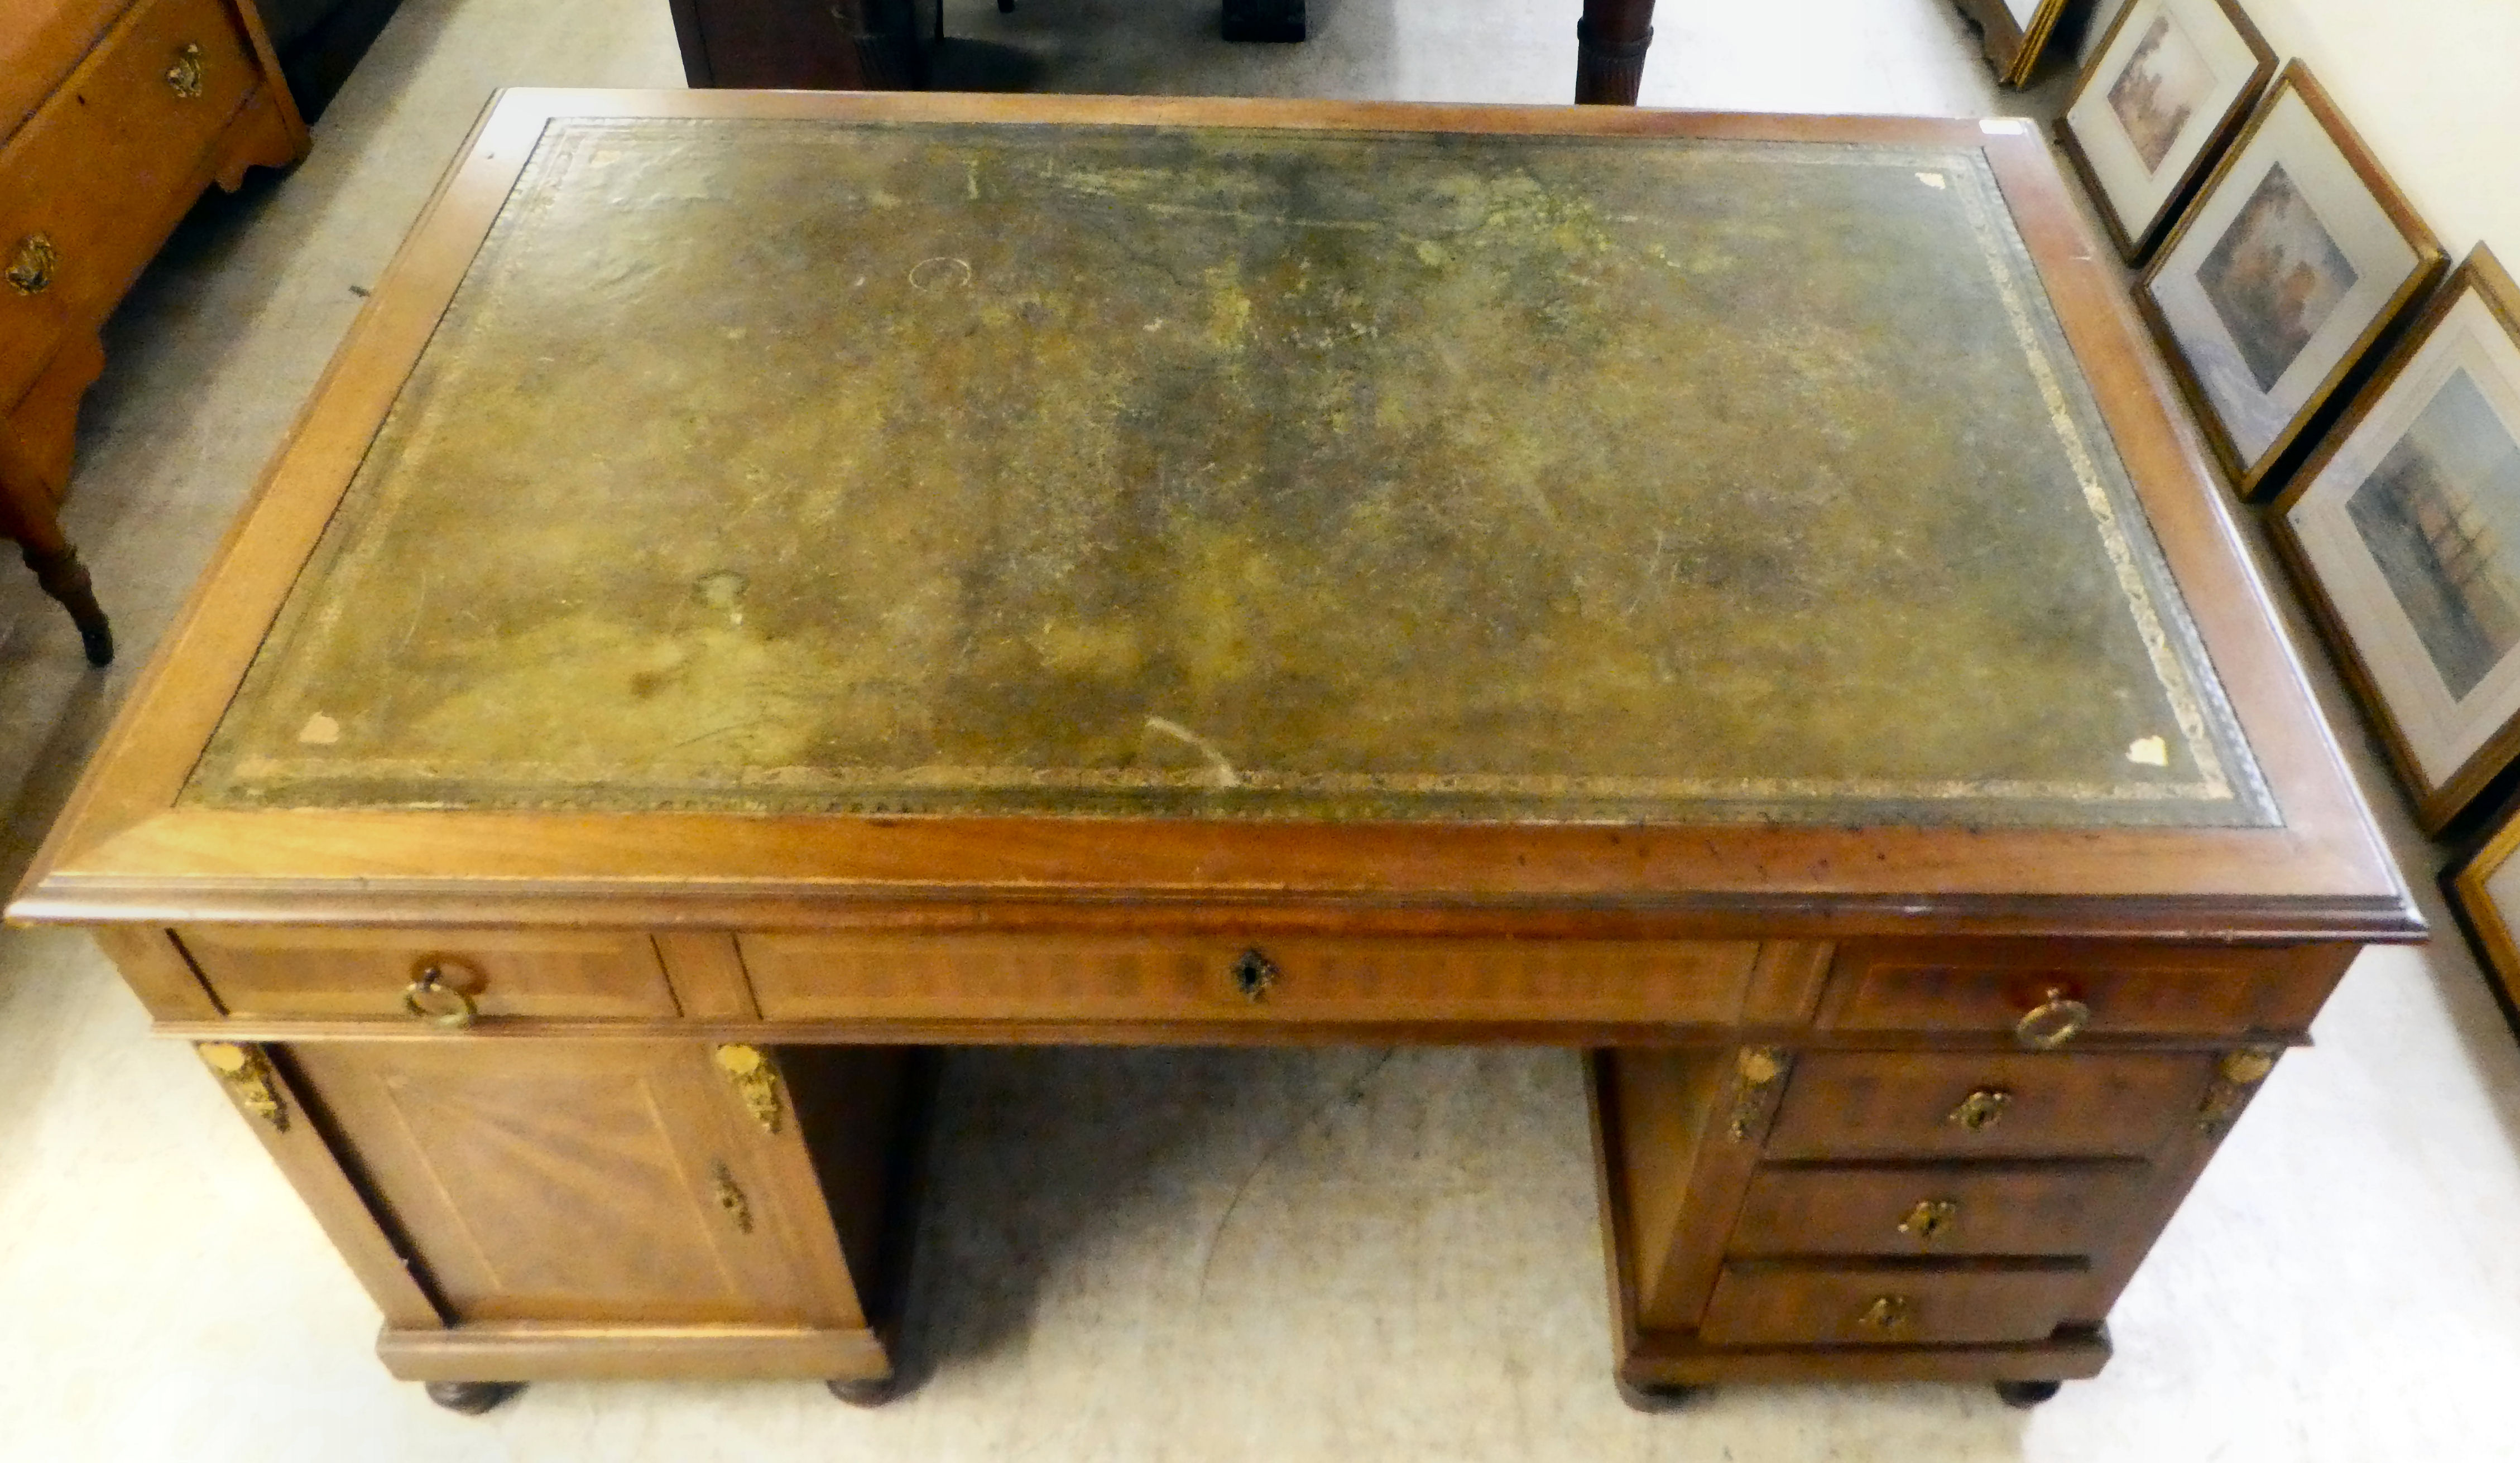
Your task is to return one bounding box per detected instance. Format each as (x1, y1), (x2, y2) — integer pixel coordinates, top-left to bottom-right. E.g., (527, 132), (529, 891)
(2272, 248), (2520, 833)
(2137, 63), (2447, 499)
(2444, 798), (2520, 1029)
(2056, 0), (2276, 263)
(1953, 0), (2072, 87)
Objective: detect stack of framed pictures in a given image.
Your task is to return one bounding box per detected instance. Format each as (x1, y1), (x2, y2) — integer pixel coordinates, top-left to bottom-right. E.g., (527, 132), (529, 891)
(2134, 64), (2447, 499)
(2057, 0), (2276, 263)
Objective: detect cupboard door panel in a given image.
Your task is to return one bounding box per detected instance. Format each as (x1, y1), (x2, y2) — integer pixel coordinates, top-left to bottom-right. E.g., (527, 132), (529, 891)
(286, 1041), (849, 1327)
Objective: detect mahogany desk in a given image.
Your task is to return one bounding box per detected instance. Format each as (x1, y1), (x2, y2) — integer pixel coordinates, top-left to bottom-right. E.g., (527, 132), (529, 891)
(8, 91), (2422, 1416)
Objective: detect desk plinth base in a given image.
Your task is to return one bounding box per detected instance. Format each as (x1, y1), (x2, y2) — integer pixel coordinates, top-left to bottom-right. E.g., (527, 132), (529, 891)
(1615, 1327), (2111, 1389)
(378, 1323), (894, 1384)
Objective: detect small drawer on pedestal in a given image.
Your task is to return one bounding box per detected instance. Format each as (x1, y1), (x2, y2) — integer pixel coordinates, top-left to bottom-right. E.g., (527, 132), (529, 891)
(175, 926), (680, 1023)
(1817, 941), (2342, 1045)
(1762, 1052), (2214, 1159)
(1700, 1262), (2087, 1346)
(740, 933), (1761, 1025)
(1727, 1161), (2151, 1257)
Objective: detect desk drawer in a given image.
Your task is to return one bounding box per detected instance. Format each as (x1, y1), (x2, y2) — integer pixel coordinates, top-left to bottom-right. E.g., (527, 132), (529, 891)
(177, 927), (680, 1022)
(1700, 1262), (2085, 1346)
(1727, 1161), (2150, 1258)
(1817, 941), (2344, 1043)
(739, 933), (1762, 1026)
(1762, 1052), (2214, 1160)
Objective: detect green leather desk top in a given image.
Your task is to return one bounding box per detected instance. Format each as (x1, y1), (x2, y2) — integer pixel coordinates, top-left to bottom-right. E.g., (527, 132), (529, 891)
(186, 117), (2271, 829)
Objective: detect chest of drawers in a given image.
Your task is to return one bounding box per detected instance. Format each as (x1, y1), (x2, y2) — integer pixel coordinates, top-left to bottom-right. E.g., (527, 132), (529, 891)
(0, 0), (304, 663)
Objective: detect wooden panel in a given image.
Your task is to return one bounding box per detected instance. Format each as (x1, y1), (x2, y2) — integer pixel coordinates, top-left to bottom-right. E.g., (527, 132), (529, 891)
(1741, 941), (1834, 1024)
(177, 926), (679, 1021)
(285, 1040), (851, 1326)
(1816, 940), (2349, 1040)
(741, 933), (1762, 1026)
(1763, 1052), (2216, 1159)
(1601, 1048), (1772, 1330)
(89, 923), (222, 1019)
(655, 932), (759, 1019)
(1728, 1161), (2152, 1258)
(1700, 1262), (2086, 1346)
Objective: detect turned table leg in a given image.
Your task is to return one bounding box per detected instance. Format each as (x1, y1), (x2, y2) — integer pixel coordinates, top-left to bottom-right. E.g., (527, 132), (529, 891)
(1574, 0), (1655, 104)
(2, 456), (113, 666)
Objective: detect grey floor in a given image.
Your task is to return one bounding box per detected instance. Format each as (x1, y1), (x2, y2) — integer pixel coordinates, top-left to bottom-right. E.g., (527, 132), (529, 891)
(4, 0), (2520, 1458)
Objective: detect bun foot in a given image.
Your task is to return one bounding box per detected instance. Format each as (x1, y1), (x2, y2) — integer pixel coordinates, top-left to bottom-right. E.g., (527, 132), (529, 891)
(1616, 1377), (1700, 1412)
(827, 1375), (897, 1407)
(424, 1380), (525, 1414)
(1995, 1379), (2062, 1408)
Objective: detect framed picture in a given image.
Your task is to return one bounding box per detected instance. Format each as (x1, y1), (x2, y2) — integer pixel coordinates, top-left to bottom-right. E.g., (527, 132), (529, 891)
(2057, 0), (2276, 263)
(2444, 801), (2520, 1028)
(2273, 248), (2520, 832)
(2138, 63), (2446, 498)
(1954, 0), (2072, 87)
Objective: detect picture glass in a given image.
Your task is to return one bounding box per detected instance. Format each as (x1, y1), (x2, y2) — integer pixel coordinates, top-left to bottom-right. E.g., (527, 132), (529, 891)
(2065, 0), (2265, 242)
(2286, 288), (2520, 786)
(2148, 85), (2421, 468)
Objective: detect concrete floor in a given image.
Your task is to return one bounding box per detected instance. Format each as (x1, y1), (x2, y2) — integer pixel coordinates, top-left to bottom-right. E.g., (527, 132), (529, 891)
(4, 0), (2519, 1458)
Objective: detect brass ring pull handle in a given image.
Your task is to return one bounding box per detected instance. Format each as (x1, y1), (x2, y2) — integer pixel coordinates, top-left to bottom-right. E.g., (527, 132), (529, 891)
(1946, 1086), (2011, 1132)
(166, 42), (205, 98)
(7, 234), (57, 295)
(1856, 1294), (1913, 1332)
(2014, 987), (2091, 1050)
(1898, 1199), (1960, 1243)
(402, 964), (479, 1027)
(1232, 948), (1279, 1003)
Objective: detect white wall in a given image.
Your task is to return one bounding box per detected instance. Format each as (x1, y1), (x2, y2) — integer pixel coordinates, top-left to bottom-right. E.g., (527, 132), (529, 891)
(2082, 0), (2520, 263)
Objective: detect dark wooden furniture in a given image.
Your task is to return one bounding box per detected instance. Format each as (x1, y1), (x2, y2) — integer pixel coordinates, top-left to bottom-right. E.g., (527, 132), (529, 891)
(8, 92), (2421, 1413)
(1, 0), (306, 664)
(666, 0), (1663, 102)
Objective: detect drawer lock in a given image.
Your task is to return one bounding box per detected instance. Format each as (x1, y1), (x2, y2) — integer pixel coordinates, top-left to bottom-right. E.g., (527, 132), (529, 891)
(1946, 1087), (2012, 1132)
(196, 1042), (288, 1132)
(1897, 1198), (1960, 1244)
(165, 42), (205, 99)
(712, 1163), (754, 1234)
(714, 1043), (785, 1134)
(2013, 987), (2091, 1049)
(1855, 1294), (1914, 1334)
(1232, 948), (1279, 1003)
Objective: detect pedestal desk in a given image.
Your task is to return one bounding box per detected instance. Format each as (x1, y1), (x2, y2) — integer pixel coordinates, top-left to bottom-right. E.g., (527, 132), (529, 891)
(8, 91), (2423, 1415)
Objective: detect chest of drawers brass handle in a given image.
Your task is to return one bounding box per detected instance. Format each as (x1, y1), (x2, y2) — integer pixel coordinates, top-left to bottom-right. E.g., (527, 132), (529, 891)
(1898, 1198), (1960, 1243)
(166, 43), (206, 99)
(7, 234), (57, 295)
(402, 963), (479, 1027)
(1856, 1294), (1913, 1332)
(2014, 987), (2091, 1049)
(1947, 1087), (2012, 1131)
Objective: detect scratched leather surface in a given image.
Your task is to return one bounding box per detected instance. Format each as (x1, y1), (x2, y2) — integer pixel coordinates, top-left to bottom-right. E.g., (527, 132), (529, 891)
(188, 118), (2273, 826)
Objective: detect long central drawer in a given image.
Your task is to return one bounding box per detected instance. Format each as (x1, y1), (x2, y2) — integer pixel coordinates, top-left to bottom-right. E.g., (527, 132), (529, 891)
(738, 933), (1765, 1024)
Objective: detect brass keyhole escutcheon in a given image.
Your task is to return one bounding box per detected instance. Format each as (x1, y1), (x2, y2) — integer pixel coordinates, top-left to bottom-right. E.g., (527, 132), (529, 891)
(165, 42), (205, 98)
(2014, 986), (2091, 1050)
(1232, 948), (1279, 1003)
(1856, 1294), (1913, 1332)
(7, 234), (57, 295)
(714, 1043), (784, 1134)
(1898, 1199), (1960, 1244)
(1947, 1087), (2012, 1132)
(402, 963), (479, 1027)
(196, 1042), (288, 1132)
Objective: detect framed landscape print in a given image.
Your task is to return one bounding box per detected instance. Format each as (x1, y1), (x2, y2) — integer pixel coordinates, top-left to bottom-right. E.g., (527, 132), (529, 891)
(2058, 0), (2276, 263)
(2274, 248), (2520, 832)
(2138, 64), (2446, 498)
(1954, 0), (2071, 87)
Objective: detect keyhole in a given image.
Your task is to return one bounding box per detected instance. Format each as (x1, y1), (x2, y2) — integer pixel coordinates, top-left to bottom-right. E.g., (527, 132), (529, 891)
(1233, 949), (1278, 1003)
